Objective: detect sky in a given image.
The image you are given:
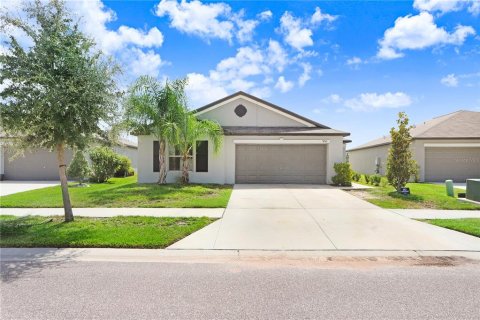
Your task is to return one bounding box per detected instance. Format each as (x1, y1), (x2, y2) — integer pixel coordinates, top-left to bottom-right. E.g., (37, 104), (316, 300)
(2, 0), (480, 147)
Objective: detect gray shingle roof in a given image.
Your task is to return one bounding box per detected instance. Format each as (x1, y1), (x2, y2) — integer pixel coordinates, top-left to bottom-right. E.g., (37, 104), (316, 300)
(222, 126), (350, 136)
(348, 110), (480, 151)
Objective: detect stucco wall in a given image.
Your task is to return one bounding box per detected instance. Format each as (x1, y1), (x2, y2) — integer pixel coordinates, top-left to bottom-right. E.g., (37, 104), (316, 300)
(348, 144), (390, 175)
(196, 97), (308, 127)
(137, 135), (345, 184)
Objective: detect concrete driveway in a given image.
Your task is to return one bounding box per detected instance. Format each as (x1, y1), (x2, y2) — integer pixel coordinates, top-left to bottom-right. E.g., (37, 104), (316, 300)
(169, 184), (480, 251)
(0, 181), (59, 196)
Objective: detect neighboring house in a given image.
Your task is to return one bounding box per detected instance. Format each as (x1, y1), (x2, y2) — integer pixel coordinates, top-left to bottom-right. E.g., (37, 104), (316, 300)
(348, 110), (480, 182)
(137, 91), (350, 184)
(0, 139), (138, 181)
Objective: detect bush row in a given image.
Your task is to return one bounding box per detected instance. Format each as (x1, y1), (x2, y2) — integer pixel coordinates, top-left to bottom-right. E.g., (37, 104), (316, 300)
(352, 171), (388, 187)
(67, 146), (134, 184)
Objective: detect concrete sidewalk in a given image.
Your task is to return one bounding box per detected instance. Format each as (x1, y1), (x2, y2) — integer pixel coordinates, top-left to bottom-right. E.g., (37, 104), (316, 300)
(391, 209), (480, 219)
(0, 207), (225, 218)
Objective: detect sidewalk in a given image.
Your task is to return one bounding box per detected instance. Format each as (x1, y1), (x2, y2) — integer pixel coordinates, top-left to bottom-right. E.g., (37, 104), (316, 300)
(0, 207), (225, 218)
(390, 209), (480, 219)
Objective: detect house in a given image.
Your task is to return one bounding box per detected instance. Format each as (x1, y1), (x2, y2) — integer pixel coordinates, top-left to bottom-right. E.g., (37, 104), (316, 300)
(137, 91), (350, 184)
(348, 110), (480, 182)
(0, 138), (138, 181)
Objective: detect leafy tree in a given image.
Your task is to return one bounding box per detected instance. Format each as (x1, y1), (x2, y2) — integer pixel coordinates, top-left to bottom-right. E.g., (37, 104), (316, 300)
(175, 112), (223, 183)
(124, 76), (186, 184)
(89, 146), (121, 183)
(67, 150), (91, 185)
(386, 112), (418, 192)
(0, 0), (119, 221)
(114, 155), (134, 177)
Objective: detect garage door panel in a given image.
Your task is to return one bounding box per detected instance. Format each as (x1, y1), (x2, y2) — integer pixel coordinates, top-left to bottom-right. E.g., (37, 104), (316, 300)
(235, 144), (327, 184)
(425, 147), (480, 182)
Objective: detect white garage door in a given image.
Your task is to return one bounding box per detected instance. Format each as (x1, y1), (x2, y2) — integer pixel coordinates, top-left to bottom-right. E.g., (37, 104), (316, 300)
(235, 144), (327, 184)
(425, 147), (480, 182)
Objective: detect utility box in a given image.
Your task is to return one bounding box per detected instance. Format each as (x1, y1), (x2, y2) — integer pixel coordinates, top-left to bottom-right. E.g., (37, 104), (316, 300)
(445, 180), (454, 197)
(466, 179), (480, 202)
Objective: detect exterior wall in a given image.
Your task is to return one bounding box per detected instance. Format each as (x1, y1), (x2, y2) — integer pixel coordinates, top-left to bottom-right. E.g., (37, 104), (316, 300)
(412, 139), (480, 182)
(348, 138), (480, 181)
(137, 135), (345, 184)
(348, 144), (390, 175)
(197, 97), (307, 127)
(0, 144), (4, 180)
(114, 146), (138, 171)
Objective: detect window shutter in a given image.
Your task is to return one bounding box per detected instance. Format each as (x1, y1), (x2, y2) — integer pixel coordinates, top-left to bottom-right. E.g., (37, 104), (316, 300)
(153, 141), (159, 172)
(196, 141), (208, 172)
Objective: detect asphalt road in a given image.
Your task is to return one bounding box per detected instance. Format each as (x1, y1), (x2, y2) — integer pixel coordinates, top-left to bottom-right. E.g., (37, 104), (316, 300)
(1, 257), (480, 320)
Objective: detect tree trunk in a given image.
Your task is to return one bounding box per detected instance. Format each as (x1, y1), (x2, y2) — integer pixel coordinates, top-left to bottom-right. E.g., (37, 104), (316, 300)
(158, 139), (167, 184)
(181, 154), (189, 184)
(56, 143), (74, 222)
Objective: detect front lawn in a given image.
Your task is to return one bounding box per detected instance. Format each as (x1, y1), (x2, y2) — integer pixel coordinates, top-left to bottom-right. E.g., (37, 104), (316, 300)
(0, 175), (232, 208)
(0, 215), (214, 248)
(421, 218), (480, 238)
(349, 183), (480, 210)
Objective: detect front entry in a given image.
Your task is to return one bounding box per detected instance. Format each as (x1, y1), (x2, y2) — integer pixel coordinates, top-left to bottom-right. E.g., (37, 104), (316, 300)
(235, 144), (327, 184)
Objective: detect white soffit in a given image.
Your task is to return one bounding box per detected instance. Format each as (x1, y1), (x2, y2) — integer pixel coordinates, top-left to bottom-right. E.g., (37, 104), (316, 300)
(234, 139), (330, 145)
(424, 143), (480, 147)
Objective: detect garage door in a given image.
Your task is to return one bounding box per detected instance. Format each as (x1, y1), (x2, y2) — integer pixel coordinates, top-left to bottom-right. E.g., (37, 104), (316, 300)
(425, 147), (480, 182)
(235, 144), (327, 184)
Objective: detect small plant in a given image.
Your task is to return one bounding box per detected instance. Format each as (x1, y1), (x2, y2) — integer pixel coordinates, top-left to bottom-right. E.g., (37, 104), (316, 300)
(115, 155), (134, 177)
(67, 150), (91, 186)
(331, 162), (353, 187)
(89, 147), (121, 183)
(370, 174), (382, 186)
(352, 172), (361, 182)
(364, 174), (370, 184)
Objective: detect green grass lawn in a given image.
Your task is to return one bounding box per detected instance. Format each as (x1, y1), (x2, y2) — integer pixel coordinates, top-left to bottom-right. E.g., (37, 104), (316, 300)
(421, 218), (480, 238)
(350, 183), (480, 210)
(0, 175), (232, 208)
(0, 215), (214, 248)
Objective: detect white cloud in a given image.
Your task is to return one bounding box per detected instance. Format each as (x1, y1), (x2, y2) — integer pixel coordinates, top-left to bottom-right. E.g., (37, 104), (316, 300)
(267, 40), (288, 72)
(311, 7), (337, 25)
(322, 94), (343, 104)
(155, 0), (262, 43)
(344, 92), (412, 111)
(275, 76), (294, 93)
(298, 63), (312, 87)
(346, 56), (363, 65)
(377, 12), (475, 59)
(413, 0), (480, 15)
(258, 10), (273, 21)
(125, 49), (164, 78)
(279, 11), (314, 51)
(441, 74), (459, 87)
(185, 73), (229, 106)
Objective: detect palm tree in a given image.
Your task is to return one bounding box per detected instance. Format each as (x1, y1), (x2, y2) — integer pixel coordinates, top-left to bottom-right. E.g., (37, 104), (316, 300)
(124, 76), (186, 184)
(176, 112), (223, 183)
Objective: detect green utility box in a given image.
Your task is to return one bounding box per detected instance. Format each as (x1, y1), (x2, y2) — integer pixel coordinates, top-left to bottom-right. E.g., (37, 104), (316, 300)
(466, 179), (480, 202)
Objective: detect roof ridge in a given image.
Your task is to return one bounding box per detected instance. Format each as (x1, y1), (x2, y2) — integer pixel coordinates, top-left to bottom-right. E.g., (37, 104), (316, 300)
(414, 110), (463, 138)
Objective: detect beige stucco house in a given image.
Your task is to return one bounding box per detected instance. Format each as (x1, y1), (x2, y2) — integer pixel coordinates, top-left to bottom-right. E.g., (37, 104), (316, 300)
(348, 110), (480, 182)
(0, 139), (138, 181)
(137, 91), (350, 184)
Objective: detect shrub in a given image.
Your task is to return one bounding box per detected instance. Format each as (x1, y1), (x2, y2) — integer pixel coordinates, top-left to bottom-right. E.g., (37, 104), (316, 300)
(352, 172), (361, 182)
(331, 162), (352, 187)
(370, 174), (382, 186)
(114, 155), (134, 177)
(89, 147), (121, 183)
(364, 174), (370, 184)
(67, 150), (91, 185)
(380, 177), (388, 187)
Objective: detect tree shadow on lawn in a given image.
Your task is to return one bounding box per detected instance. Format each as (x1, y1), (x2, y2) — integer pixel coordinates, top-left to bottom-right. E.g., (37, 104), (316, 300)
(387, 191), (425, 203)
(81, 182), (229, 207)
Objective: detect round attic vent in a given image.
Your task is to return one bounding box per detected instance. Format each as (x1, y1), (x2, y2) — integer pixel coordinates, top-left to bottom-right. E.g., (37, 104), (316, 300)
(234, 104), (247, 117)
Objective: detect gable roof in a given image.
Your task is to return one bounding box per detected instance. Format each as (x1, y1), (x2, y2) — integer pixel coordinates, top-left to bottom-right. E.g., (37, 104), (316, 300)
(194, 91), (331, 129)
(348, 110), (480, 152)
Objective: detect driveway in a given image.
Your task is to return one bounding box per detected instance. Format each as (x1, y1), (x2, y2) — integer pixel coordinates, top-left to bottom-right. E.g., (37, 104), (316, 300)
(0, 181), (59, 196)
(169, 184), (480, 251)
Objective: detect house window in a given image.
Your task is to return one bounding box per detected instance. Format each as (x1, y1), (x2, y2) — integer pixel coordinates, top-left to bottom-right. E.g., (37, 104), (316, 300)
(169, 146), (192, 171)
(196, 141), (208, 172)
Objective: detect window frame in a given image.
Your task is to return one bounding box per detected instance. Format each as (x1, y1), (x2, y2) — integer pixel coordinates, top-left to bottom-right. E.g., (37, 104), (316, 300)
(168, 145), (193, 172)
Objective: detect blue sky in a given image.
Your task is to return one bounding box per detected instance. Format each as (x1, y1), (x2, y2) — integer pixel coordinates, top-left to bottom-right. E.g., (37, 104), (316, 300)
(3, 0), (480, 146)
